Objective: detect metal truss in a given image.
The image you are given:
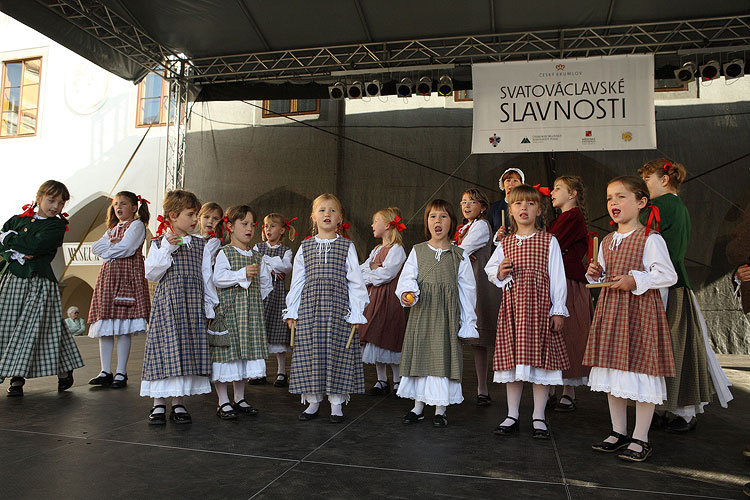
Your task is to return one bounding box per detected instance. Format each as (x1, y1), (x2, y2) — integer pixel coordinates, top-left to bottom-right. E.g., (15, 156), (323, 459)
(164, 57), (192, 192)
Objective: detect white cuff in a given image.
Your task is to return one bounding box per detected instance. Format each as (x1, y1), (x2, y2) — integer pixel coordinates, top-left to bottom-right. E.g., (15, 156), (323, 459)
(457, 324), (479, 339)
(345, 309), (368, 325)
(0, 230), (18, 244)
(549, 305), (570, 317)
(629, 270), (650, 296)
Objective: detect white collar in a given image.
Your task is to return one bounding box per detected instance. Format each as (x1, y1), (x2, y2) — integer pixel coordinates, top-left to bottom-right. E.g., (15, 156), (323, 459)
(230, 245), (255, 256)
(265, 241), (282, 248)
(314, 235), (339, 243)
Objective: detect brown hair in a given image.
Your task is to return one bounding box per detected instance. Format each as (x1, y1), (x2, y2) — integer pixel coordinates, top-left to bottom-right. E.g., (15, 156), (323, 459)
(36, 180), (70, 203)
(374, 207), (404, 247)
(607, 175), (656, 231)
(310, 193), (346, 237)
(106, 191), (151, 229)
(225, 205), (257, 227)
(263, 213), (297, 242)
(198, 202), (224, 238)
(506, 184), (544, 234)
(461, 188), (490, 221)
(163, 190), (201, 221)
(554, 175), (588, 221)
(637, 158), (688, 192)
(423, 199), (457, 240)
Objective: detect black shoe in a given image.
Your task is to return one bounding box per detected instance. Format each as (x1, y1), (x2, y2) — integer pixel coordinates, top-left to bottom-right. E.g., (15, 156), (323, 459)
(110, 373), (128, 389)
(433, 413), (448, 428)
(169, 405), (192, 424)
(532, 419), (550, 439)
(58, 371), (74, 392)
(650, 412), (668, 430)
(148, 404), (166, 425)
(477, 393), (492, 406)
(665, 416), (697, 433)
(493, 416), (519, 435)
(592, 430), (630, 452)
(216, 402), (239, 420)
(402, 411), (425, 424)
(329, 414), (346, 424)
(232, 399), (259, 415)
(273, 373), (288, 388)
(248, 377), (267, 385)
(6, 376), (24, 397)
(368, 380), (390, 396)
(299, 409), (320, 421)
(617, 438), (652, 462)
(554, 395), (576, 412)
(545, 394), (558, 410)
(88, 371), (113, 386)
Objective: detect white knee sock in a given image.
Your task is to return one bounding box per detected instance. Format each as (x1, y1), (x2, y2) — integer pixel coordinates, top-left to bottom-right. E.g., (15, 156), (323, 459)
(152, 397), (166, 413)
(411, 401), (425, 415)
(115, 335), (131, 379)
(233, 380), (247, 405)
(375, 362), (387, 387)
(390, 364), (400, 383)
(435, 405), (447, 416)
(276, 352), (286, 374)
(172, 397), (187, 412)
(330, 403), (343, 416)
(98, 336), (114, 374)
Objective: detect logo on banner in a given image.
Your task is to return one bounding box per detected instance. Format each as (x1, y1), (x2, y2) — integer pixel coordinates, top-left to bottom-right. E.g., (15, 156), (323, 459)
(585, 130), (592, 137)
(556, 64), (565, 71)
(521, 137), (531, 144)
(488, 134), (501, 147)
(622, 131), (633, 142)
(582, 130), (596, 145)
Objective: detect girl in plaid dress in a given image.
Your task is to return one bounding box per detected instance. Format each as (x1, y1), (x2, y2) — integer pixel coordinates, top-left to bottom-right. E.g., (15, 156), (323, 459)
(141, 190), (215, 425)
(485, 185), (568, 439)
(0, 180), (83, 396)
(87, 191), (151, 389)
(199, 202), (228, 343)
(283, 194), (369, 423)
(254, 213), (295, 387)
(584, 176), (677, 462)
(396, 199), (478, 428)
(359, 207), (407, 396)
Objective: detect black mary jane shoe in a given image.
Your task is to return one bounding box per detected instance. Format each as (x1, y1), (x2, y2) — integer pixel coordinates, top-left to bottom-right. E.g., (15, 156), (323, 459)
(477, 393), (492, 406)
(148, 405), (167, 425)
(554, 395), (576, 412)
(665, 416), (697, 434)
(298, 409), (320, 421)
(329, 414), (346, 424)
(650, 413), (668, 430)
(248, 377), (267, 385)
(110, 373), (128, 389)
(617, 438), (653, 462)
(169, 405), (193, 424)
(58, 371), (74, 392)
(6, 376), (24, 397)
(493, 416), (519, 435)
(232, 399), (259, 415)
(433, 413), (448, 428)
(402, 411), (425, 424)
(216, 402), (239, 420)
(88, 371), (113, 386)
(591, 430), (630, 453)
(273, 373), (288, 388)
(532, 419), (551, 440)
(368, 381), (390, 396)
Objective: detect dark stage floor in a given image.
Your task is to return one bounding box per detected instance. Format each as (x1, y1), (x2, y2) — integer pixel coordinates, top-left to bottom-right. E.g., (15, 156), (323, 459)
(1, 335), (749, 499)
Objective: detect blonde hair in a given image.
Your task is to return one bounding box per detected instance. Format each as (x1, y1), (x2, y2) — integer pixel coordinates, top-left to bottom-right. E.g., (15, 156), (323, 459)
(637, 158), (688, 192)
(374, 207), (404, 247)
(163, 190), (201, 221)
(263, 213), (297, 242)
(106, 191), (151, 229)
(198, 202), (224, 238)
(310, 193), (346, 237)
(506, 184), (544, 234)
(554, 175), (588, 221)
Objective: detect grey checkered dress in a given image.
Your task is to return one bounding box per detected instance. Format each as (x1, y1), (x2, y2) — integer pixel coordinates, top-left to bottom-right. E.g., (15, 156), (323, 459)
(255, 242), (291, 345)
(289, 237), (365, 396)
(0, 273), (84, 378)
(142, 238), (211, 381)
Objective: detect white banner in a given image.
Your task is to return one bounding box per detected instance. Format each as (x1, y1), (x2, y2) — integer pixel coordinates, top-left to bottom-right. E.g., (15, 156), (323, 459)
(471, 54), (655, 153)
(63, 243), (103, 266)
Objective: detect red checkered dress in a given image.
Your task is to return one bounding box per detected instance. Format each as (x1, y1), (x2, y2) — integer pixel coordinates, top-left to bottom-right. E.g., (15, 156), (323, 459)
(493, 232), (570, 371)
(88, 221), (150, 323)
(583, 228), (675, 377)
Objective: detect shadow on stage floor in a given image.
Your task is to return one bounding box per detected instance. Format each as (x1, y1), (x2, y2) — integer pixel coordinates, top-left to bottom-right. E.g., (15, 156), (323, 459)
(1, 336), (749, 499)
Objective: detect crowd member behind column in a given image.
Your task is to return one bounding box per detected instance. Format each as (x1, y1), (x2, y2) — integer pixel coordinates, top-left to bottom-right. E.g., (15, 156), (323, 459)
(65, 306), (87, 336)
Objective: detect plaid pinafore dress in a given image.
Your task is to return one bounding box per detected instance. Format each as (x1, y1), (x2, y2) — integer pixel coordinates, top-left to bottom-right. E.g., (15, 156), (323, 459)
(289, 237), (365, 396)
(142, 237), (211, 381)
(255, 242), (291, 345)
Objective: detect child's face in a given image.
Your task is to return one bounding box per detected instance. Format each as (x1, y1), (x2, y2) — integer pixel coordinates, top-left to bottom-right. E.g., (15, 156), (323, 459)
(371, 214), (388, 239)
(37, 193), (66, 218)
(229, 213), (256, 246)
(200, 209), (222, 236)
(427, 208), (451, 241)
(169, 207), (198, 236)
(510, 198), (540, 228)
(263, 220), (284, 243)
(503, 172), (522, 193)
(607, 181), (647, 228)
(460, 193), (483, 221)
(112, 196), (137, 223)
(641, 172), (669, 198)
(550, 181), (574, 209)
(313, 200), (342, 234)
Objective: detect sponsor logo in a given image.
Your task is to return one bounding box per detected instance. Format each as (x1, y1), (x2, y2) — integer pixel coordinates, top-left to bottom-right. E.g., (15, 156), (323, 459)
(622, 131), (632, 142)
(488, 134), (501, 147)
(585, 130), (592, 137)
(521, 137), (531, 144)
(582, 130), (596, 145)
(556, 64), (565, 71)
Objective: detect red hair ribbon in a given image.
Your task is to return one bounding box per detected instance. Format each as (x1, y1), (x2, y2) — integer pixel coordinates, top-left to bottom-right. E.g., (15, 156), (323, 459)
(153, 215), (171, 239)
(609, 220), (616, 226)
(60, 212), (70, 232)
(207, 230), (216, 239)
(284, 217), (298, 231)
(533, 184), (551, 197)
(341, 222), (350, 230)
(663, 161), (673, 172)
(19, 203), (35, 218)
(388, 215), (406, 232)
(137, 195), (150, 205)
(645, 204), (661, 236)
(222, 216), (231, 237)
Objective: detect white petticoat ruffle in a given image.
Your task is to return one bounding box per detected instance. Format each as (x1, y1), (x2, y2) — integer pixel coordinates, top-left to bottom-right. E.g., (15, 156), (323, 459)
(88, 318), (147, 338)
(493, 365), (563, 385)
(562, 376), (588, 387)
(361, 343), (401, 365)
(588, 367), (667, 404)
(210, 359), (266, 383)
(140, 375), (211, 398)
(396, 376), (463, 406)
(268, 343), (291, 354)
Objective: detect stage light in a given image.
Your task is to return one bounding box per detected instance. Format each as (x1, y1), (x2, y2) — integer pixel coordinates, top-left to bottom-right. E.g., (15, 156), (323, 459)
(437, 75), (453, 96)
(397, 78), (413, 97)
(328, 82), (346, 100)
(723, 59), (745, 80)
(699, 60), (720, 81)
(347, 81), (363, 99)
(365, 80), (381, 97)
(674, 62), (695, 83)
(416, 76), (432, 96)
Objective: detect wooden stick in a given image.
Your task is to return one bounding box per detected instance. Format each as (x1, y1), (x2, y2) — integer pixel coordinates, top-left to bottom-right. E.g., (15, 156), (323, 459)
(586, 282), (614, 289)
(345, 324), (357, 349)
(290, 324), (296, 347)
(501, 210), (506, 228)
(592, 236), (599, 263)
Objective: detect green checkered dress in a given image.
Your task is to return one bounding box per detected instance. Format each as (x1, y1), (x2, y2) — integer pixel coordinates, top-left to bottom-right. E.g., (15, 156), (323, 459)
(212, 246), (268, 363)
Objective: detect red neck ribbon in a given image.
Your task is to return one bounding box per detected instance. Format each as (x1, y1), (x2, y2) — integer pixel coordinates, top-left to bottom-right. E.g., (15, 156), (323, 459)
(645, 204), (661, 236)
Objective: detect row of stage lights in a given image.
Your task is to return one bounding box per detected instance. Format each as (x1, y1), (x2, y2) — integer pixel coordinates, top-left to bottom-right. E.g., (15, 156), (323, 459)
(674, 59), (745, 83)
(328, 75), (454, 99)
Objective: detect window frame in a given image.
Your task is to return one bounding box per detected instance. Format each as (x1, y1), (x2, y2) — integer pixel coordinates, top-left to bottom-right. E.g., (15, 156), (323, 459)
(261, 99), (320, 118)
(0, 56), (43, 139)
(135, 69), (169, 128)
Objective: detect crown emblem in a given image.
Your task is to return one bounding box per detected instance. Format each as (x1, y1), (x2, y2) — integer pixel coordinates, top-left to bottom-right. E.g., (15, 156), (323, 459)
(555, 64), (565, 71)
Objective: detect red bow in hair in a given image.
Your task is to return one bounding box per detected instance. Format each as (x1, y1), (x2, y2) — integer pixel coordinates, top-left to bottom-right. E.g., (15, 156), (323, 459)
(207, 230), (216, 239)
(388, 215), (406, 232)
(60, 212), (70, 232)
(222, 216), (231, 237)
(532, 184), (551, 197)
(645, 204), (661, 236)
(153, 215), (171, 238)
(284, 217), (298, 231)
(663, 161), (673, 173)
(340, 222), (351, 238)
(609, 220), (616, 226)
(137, 195), (150, 205)
(19, 203), (35, 218)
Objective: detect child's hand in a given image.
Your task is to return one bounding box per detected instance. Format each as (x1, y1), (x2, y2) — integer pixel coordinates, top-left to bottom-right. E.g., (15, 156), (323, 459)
(349, 323), (363, 328)
(738, 264), (750, 282)
(550, 315), (564, 333)
(286, 318), (297, 330)
(469, 254), (477, 262)
(109, 237), (122, 244)
(587, 262), (603, 280)
(273, 271), (286, 280)
(610, 274), (637, 291)
(401, 292), (416, 306)
(23, 255), (34, 260)
(369, 261), (380, 270)
(166, 233), (181, 246)
(495, 227), (507, 240)
(497, 258), (513, 280)
(246, 264), (259, 279)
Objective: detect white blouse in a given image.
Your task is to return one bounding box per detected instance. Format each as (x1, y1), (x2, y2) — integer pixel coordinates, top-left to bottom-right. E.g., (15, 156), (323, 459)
(587, 230), (677, 309)
(283, 236), (370, 324)
(394, 243), (479, 339)
(485, 233), (569, 317)
(253, 242), (293, 281)
(213, 246), (273, 300)
(144, 234), (216, 318)
(359, 244), (407, 286)
(203, 237), (223, 314)
(458, 219), (491, 257)
(91, 220), (146, 262)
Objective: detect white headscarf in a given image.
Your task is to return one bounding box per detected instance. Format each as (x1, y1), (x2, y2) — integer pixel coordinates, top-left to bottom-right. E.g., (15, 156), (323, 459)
(498, 168), (525, 190)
